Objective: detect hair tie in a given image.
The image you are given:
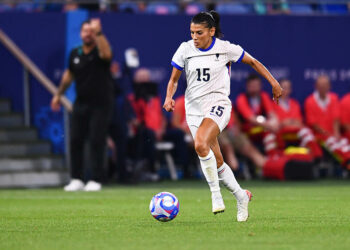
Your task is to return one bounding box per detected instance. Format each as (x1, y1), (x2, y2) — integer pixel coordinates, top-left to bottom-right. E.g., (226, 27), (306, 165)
(204, 12), (215, 22)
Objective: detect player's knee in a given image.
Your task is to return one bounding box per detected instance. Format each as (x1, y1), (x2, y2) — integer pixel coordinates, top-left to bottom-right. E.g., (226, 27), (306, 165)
(194, 138), (209, 157)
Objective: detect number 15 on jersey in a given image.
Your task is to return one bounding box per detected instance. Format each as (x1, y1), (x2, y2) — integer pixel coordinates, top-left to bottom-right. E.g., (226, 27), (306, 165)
(210, 106), (225, 117)
(196, 68), (210, 82)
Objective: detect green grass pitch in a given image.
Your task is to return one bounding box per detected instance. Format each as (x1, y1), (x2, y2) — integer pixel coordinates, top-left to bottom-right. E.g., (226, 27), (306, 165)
(0, 180), (349, 250)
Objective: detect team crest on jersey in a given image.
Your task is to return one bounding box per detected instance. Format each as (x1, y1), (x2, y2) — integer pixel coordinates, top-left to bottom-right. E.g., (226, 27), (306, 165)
(215, 54), (220, 61)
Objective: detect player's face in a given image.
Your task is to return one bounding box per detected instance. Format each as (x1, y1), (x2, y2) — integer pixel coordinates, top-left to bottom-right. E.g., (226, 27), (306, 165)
(80, 23), (95, 46)
(246, 79), (262, 96)
(280, 80), (292, 98)
(316, 76), (330, 96)
(190, 23), (215, 49)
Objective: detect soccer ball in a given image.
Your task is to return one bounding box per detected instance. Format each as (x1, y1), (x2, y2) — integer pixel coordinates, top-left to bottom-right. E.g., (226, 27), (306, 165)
(149, 192), (179, 222)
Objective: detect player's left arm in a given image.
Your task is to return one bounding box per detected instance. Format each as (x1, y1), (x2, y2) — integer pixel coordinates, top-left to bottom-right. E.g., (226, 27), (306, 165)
(91, 18), (112, 61)
(241, 52), (283, 103)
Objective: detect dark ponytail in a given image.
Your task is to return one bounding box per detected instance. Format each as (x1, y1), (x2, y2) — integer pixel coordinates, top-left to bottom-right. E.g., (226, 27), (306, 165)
(191, 10), (223, 38)
(209, 10), (223, 38)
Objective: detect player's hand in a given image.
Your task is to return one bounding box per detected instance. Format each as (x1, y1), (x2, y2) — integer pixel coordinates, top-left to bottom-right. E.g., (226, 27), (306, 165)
(51, 95), (61, 112)
(163, 97), (175, 112)
(90, 18), (102, 35)
(272, 83), (283, 104)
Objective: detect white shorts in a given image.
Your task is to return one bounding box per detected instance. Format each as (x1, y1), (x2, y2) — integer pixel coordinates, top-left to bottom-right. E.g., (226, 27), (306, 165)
(186, 100), (232, 139)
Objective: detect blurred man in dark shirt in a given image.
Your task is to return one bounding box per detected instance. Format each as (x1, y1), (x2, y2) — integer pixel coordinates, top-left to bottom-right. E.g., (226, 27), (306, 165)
(51, 18), (113, 191)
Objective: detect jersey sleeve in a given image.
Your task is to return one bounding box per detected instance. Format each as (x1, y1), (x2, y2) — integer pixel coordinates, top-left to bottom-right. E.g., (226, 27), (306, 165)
(171, 42), (186, 71)
(226, 42), (245, 63)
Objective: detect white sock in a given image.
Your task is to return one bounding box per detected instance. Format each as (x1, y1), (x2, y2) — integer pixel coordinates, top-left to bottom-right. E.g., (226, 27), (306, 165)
(198, 150), (220, 194)
(217, 162), (246, 200)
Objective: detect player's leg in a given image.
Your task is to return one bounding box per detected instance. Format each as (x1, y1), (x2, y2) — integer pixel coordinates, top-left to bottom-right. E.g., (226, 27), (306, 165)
(211, 138), (252, 222)
(194, 118), (225, 214)
(211, 138), (246, 198)
(85, 105), (112, 191)
(65, 103), (89, 191)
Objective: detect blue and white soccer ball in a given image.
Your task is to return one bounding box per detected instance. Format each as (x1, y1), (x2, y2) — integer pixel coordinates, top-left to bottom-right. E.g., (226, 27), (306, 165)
(149, 192), (179, 222)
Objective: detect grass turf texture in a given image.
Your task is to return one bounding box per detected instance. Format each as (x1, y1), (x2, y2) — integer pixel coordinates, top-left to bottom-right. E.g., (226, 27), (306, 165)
(0, 180), (349, 250)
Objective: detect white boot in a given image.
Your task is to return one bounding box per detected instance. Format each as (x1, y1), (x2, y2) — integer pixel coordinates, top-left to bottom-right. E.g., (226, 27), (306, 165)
(198, 150), (225, 214)
(64, 179), (84, 192)
(84, 180), (102, 192)
(237, 190), (252, 222)
(212, 191), (225, 214)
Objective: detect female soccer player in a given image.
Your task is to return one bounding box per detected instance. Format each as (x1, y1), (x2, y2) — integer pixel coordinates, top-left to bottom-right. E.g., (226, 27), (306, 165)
(163, 11), (283, 222)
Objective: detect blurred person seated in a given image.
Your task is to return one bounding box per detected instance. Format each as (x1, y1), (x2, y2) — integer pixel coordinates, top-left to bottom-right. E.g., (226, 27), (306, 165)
(305, 75), (350, 170)
(127, 68), (164, 180)
(235, 74), (280, 156)
(219, 109), (267, 175)
(170, 95), (200, 178)
(340, 93), (350, 140)
(108, 61), (136, 183)
(128, 69), (192, 180)
(273, 78), (323, 160)
(235, 74), (318, 180)
(220, 108), (316, 181)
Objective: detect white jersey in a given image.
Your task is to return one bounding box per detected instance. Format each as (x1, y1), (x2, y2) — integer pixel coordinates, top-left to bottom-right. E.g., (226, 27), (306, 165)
(171, 37), (244, 116)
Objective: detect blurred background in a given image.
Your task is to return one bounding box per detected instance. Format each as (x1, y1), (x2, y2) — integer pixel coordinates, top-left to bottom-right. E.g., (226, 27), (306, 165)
(0, 0), (349, 188)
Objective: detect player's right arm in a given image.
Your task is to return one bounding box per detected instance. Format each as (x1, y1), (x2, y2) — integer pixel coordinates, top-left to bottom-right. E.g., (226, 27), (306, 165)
(51, 69), (74, 112)
(241, 53), (283, 104)
(163, 68), (182, 112)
